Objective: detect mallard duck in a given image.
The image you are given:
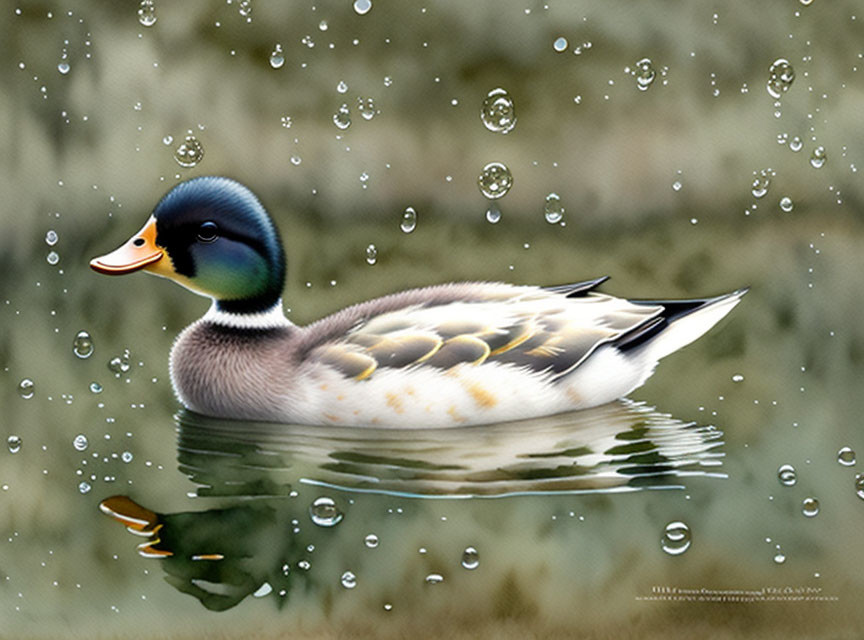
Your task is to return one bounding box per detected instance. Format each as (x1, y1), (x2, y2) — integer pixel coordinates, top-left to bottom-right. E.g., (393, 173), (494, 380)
(90, 176), (745, 428)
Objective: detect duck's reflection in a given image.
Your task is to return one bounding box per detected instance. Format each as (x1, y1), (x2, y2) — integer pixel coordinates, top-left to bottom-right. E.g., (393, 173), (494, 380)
(100, 399), (725, 610)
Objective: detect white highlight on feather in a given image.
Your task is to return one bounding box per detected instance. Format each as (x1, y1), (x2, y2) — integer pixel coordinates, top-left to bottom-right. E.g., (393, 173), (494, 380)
(203, 299), (294, 330)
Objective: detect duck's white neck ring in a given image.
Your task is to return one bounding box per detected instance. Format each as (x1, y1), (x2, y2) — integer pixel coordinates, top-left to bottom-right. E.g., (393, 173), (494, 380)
(202, 299), (293, 330)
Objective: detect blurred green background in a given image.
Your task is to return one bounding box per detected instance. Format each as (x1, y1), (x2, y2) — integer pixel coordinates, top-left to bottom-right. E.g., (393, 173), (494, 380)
(2, 1), (864, 638)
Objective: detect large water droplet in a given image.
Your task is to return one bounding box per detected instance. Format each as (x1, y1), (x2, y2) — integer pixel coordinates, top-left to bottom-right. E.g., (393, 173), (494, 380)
(57, 62), (70, 75)
(779, 196), (794, 213)
(544, 193), (564, 224)
(661, 521), (691, 555)
(837, 447), (856, 466)
(7, 436), (22, 454)
(353, 0), (372, 15)
(73, 331), (94, 359)
(485, 206), (501, 224)
(424, 573), (444, 585)
(174, 135), (204, 168)
(400, 207), (417, 233)
(778, 464), (797, 486)
(365, 244), (377, 265)
(340, 571), (357, 589)
(45, 230), (58, 246)
(18, 378), (35, 399)
(73, 434), (89, 452)
(634, 57), (656, 91)
(553, 37), (568, 53)
(47, 251), (60, 265)
(333, 103), (352, 130)
(789, 136), (803, 152)
(269, 44), (284, 69)
(461, 547), (479, 570)
(309, 496), (343, 527)
(751, 168), (774, 198)
(809, 146), (827, 169)
(364, 533), (379, 548)
(480, 88), (517, 134)
(767, 58), (795, 99)
(477, 162), (513, 199)
(137, 0), (157, 27)
(802, 497), (820, 517)
(358, 97), (376, 120)
(78, 481), (92, 494)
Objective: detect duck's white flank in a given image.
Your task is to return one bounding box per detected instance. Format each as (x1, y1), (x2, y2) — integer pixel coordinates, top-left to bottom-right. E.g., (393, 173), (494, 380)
(202, 299), (294, 330)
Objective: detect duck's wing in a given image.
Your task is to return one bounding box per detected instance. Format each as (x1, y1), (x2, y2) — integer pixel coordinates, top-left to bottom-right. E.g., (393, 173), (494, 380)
(304, 281), (664, 381)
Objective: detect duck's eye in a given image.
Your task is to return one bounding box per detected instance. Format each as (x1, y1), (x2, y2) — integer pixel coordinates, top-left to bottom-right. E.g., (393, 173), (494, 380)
(197, 221), (219, 243)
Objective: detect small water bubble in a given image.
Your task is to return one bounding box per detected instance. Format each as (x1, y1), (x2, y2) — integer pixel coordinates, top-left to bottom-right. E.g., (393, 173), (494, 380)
(162, 135), (173, 145)
(73, 331), (94, 359)
(280, 116), (292, 129)
(461, 547), (479, 570)
(45, 230), (58, 246)
(340, 571), (357, 589)
(789, 136), (803, 152)
(809, 146), (827, 169)
(238, 0), (252, 20)
(779, 196), (794, 213)
(269, 44), (284, 69)
(137, 0), (157, 27)
(337, 80), (349, 94)
(837, 447), (856, 466)
(309, 496), (343, 527)
(424, 573), (444, 585)
(78, 481), (92, 494)
(173, 135), (204, 168)
(297, 559), (311, 570)
(553, 37), (568, 53)
(480, 88), (517, 134)
(400, 207), (417, 233)
(18, 379), (35, 399)
(751, 168), (773, 198)
(89, 382), (103, 394)
(855, 474), (864, 500)
(778, 464), (797, 486)
(318, 20), (328, 31)
(544, 192), (564, 224)
(47, 251), (60, 265)
(477, 162), (513, 199)
(661, 521), (691, 555)
(364, 534), (379, 548)
(774, 552), (786, 564)
(365, 244), (377, 265)
(333, 103), (352, 130)
(121, 451), (133, 463)
(57, 62), (70, 75)
(672, 180), (682, 192)
(634, 57), (656, 91)
(802, 497), (820, 517)
(289, 155), (302, 166)
(7, 436), (22, 454)
(485, 206), (502, 224)
(108, 355), (131, 375)
(357, 97), (376, 120)
(767, 58), (795, 99)
(353, 0), (372, 16)
(72, 434), (89, 452)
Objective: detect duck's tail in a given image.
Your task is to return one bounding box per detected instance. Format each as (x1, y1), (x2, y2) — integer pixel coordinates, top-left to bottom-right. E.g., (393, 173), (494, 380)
(614, 287), (748, 362)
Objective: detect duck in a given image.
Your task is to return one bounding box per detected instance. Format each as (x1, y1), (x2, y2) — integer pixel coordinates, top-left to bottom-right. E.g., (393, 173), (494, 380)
(90, 176), (746, 428)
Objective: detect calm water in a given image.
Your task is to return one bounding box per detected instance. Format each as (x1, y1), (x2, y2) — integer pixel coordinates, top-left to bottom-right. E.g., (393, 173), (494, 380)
(3, 1), (864, 638)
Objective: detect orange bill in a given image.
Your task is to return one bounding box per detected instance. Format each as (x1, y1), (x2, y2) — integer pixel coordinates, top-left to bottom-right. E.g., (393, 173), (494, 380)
(90, 216), (163, 275)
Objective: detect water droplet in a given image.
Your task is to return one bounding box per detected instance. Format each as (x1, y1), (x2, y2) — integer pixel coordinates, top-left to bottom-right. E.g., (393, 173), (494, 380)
(121, 451), (133, 463)
(855, 474), (864, 500)
(544, 192), (564, 224)
(477, 162), (513, 199)
(57, 62), (70, 75)
(661, 521), (691, 555)
(778, 464), (797, 486)
(309, 496), (343, 527)
(297, 560), (311, 570)
(364, 534), (379, 548)
(173, 135), (204, 168)
(18, 379), (35, 399)
(319, 20), (328, 31)
(731, 374), (744, 382)
(337, 80), (348, 94)
(461, 547), (479, 570)
(162, 135), (173, 145)
(553, 37), (568, 53)
(773, 552), (786, 564)
(137, 0), (157, 27)
(108, 354), (131, 375)
(353, 0), (372, 16)
(809, 146), (827, 169)
(767, 58), (795, 99)
(837, 447), (856, 466)
(357, 97), (375, 120)
(424, 573), (444, 585)
(485, 206), (501, 224)
(89, 382), (103, 394)
(802, 497), (820, 517)
(7, 436), (22, 454)
(45, 230), (58, 246)
(779, 196), (794, 213)
(365, 244), (377, 265)
(73, 434), (89, 452)
(340, 571), (357, 589)
(280, 116), (292, 129)
(289, 155), (301, 166)
(47, 251), (60, 265)
(480, 88), (517, 134)
(238, 0), (252, 20)
(672, 180), (682, 192)
(789, 136), (803, 152)
(751, 168), (773, 198)
(634, 57), (656, 91)
(73, 331), (94, 359)
(333, 103), (351, 130)
(252, 582), (272, 598)
(400, 207), (417, 233)
(78, 481), (92, 494)
(269, 44), (284, 69)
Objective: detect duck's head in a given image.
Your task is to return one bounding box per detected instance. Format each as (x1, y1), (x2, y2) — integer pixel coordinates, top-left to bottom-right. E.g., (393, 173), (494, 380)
(90, 177), (285, 315)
